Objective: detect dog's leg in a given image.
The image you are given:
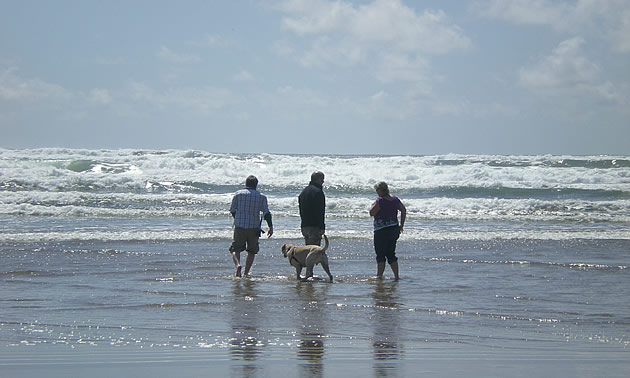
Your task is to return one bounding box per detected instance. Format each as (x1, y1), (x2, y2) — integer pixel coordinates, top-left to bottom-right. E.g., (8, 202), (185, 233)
(321, 255), (333, 282)
(304, 264), (314, 280)
(295, 265), (303, 281)
(304, 253), (316, 280)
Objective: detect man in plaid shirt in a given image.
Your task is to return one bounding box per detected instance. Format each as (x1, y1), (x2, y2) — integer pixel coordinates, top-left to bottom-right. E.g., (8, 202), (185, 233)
(229, 175), (273, 277)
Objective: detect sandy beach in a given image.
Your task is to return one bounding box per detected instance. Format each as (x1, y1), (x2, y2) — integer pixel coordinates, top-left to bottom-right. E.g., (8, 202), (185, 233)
(2, 343), (628, 377)
(2, 238), (629, 378)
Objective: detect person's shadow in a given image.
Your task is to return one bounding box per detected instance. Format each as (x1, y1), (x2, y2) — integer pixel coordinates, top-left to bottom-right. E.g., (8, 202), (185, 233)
(230, 279), (263, 377)
(371, 280), (404, 376)
(295, 282), (330, 378)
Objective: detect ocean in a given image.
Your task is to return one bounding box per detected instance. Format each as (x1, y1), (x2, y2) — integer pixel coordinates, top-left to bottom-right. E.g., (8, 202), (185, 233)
(1, 148), (629, 377)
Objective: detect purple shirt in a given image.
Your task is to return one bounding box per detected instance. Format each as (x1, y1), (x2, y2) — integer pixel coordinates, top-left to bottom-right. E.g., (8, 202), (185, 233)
(373, 196), (401, 231)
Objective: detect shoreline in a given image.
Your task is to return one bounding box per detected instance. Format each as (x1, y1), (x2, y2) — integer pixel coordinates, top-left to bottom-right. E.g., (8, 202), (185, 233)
(2, 237), (628, 377)
(2, 342), (628, 378)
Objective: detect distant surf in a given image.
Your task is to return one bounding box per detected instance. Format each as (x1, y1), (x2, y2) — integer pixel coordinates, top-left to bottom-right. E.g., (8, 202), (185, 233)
(1, 148), (628, 241)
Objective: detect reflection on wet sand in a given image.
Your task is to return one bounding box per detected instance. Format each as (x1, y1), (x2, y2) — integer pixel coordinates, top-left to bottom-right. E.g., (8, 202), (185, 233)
(371, 280), (403, 376)
(230, 279), (264, 377)
(295, 282), (329, 378)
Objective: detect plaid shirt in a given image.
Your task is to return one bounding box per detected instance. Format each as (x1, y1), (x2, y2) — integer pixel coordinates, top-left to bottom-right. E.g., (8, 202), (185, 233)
(230, 187), (270, 229)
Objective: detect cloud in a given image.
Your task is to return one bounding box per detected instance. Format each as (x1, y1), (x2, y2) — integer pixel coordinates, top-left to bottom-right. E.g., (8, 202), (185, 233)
(349, 1), (471, 54)
(298, 36), (365, 67)
(372, 53), (430, 84)
(95, 57), (127, 66)
(279, 0), (471, 53)
(156, 46), (201, 63)
(0, 67), (236, 119)
(473, 0), (630, 53)
(276, 85), (329, 107)
(272, 39), (296, 57)
(126, 81), (235, 113)
(472, 0), (571, 28)
(371, 90), (388, 101)
(277, 0), (471, 83)
(611, 8), (630, 53)
(519, 37), (621, 102)
(198, 34), (219, 47)
(233, 70), (254, 82)
(189, 34), (233, 48)
(280, 0), (354, 35)
(0, 68), (73, 101)
(520, 37), (598, 88)
(89, 89), (112, 105)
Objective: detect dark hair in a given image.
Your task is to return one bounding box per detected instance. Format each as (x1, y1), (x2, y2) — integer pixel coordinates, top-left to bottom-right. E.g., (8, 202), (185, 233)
(245, 175), (258, 189)
(311, 171), (324, 182)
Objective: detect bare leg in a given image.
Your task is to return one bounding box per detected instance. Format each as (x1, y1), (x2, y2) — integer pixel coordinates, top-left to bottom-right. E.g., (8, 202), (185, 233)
(231, 251), (242, 277)
(243, 252), (255, 277)
(390, 261), (399, 281)
(376, 262), (386, 279)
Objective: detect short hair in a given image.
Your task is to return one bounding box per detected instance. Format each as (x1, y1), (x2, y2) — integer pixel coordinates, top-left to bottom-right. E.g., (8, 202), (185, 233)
(311, 171), (325, 182)
(374, 181), (390, 196)
(245, 175), (258, 189)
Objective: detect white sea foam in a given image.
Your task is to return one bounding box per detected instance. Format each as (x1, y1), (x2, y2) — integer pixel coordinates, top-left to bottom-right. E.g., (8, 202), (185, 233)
(2, 190), (628, 225)
(2, 149), (629, 192)
(1, 149), (629, 241)
(1, 227), (628, 243)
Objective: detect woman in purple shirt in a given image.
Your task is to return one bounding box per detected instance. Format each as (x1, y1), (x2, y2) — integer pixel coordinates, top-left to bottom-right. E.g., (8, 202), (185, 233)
(369, 182), (407, 280)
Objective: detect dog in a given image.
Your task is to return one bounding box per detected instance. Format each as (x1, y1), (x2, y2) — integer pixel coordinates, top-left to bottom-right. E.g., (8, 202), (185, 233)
(281, 235), (333, 282)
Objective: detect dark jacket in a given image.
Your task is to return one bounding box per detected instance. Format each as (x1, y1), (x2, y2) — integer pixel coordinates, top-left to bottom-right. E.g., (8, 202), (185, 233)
(298, 182), (326, 229)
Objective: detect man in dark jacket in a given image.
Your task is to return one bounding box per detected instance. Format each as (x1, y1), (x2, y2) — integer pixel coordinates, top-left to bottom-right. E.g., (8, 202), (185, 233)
(298, 171), (326, 246)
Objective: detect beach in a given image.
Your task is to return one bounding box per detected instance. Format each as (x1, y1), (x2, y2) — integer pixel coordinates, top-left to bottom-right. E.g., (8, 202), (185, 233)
(1, 149), (629, 376)
(2, 237), (629, 377)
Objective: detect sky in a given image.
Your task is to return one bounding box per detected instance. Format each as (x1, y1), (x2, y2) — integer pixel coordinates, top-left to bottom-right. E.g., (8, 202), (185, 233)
(1, 0), (629, 155)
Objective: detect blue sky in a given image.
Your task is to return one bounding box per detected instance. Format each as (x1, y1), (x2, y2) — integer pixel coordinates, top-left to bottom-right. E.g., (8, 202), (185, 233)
(1, 0), (629, 155)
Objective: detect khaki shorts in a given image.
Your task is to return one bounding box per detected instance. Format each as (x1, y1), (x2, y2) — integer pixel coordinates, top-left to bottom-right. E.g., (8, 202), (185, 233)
(301, 226), (323, 246)
(229, 227), (260, 254)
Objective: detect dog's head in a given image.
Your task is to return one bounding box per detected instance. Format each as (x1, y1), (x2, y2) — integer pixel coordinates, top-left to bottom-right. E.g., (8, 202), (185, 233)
(281, 243), (293, 258)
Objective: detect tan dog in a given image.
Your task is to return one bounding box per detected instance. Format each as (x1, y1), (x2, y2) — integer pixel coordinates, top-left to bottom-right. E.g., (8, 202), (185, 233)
(281, 235), (333, 282)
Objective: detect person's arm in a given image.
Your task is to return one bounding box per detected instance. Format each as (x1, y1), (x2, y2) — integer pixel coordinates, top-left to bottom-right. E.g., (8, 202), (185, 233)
(262, 196), (273, 237)
(319, 191), (326, 233)
(264, 212), (273, 238)
(230, 195), (237, 218)
(398, 200), (407, 233)
(369, 200), (380, 217)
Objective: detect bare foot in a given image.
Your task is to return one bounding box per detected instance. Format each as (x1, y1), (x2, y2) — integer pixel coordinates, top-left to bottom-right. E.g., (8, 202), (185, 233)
(235, 266), (242, 277)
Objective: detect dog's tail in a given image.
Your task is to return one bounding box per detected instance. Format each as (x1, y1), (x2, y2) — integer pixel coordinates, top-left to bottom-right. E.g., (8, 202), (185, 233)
(322, 234), (329, 252)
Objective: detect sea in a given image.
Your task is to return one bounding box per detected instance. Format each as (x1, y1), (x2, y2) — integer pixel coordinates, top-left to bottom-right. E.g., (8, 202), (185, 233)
(1, 148), (629, 377)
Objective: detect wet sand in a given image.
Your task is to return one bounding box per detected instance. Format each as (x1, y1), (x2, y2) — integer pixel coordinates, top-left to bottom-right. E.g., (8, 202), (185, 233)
(2, 343), (628, 377)
(1, 239), (629, 377)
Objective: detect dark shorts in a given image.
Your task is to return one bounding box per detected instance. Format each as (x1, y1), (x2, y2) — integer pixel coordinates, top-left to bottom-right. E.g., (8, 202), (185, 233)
(373, 226), (400, 264)
(229, 227), (260, 254)
(301, 226), (323, 246)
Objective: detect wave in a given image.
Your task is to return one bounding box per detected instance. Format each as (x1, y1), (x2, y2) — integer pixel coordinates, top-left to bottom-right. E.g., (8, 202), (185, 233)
(2, 188), (629, 224)
(1, 227), (629, 243)
(2, 149), (629, 193)
(434, 156), (630, 169)
(1, 149), (629, 241)
(430, 257), (628, 271)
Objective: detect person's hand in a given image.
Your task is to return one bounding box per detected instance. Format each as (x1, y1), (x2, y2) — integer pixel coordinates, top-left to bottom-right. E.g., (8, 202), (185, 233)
(267, 227), (274, 238)
(399, 225), (404, 233)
